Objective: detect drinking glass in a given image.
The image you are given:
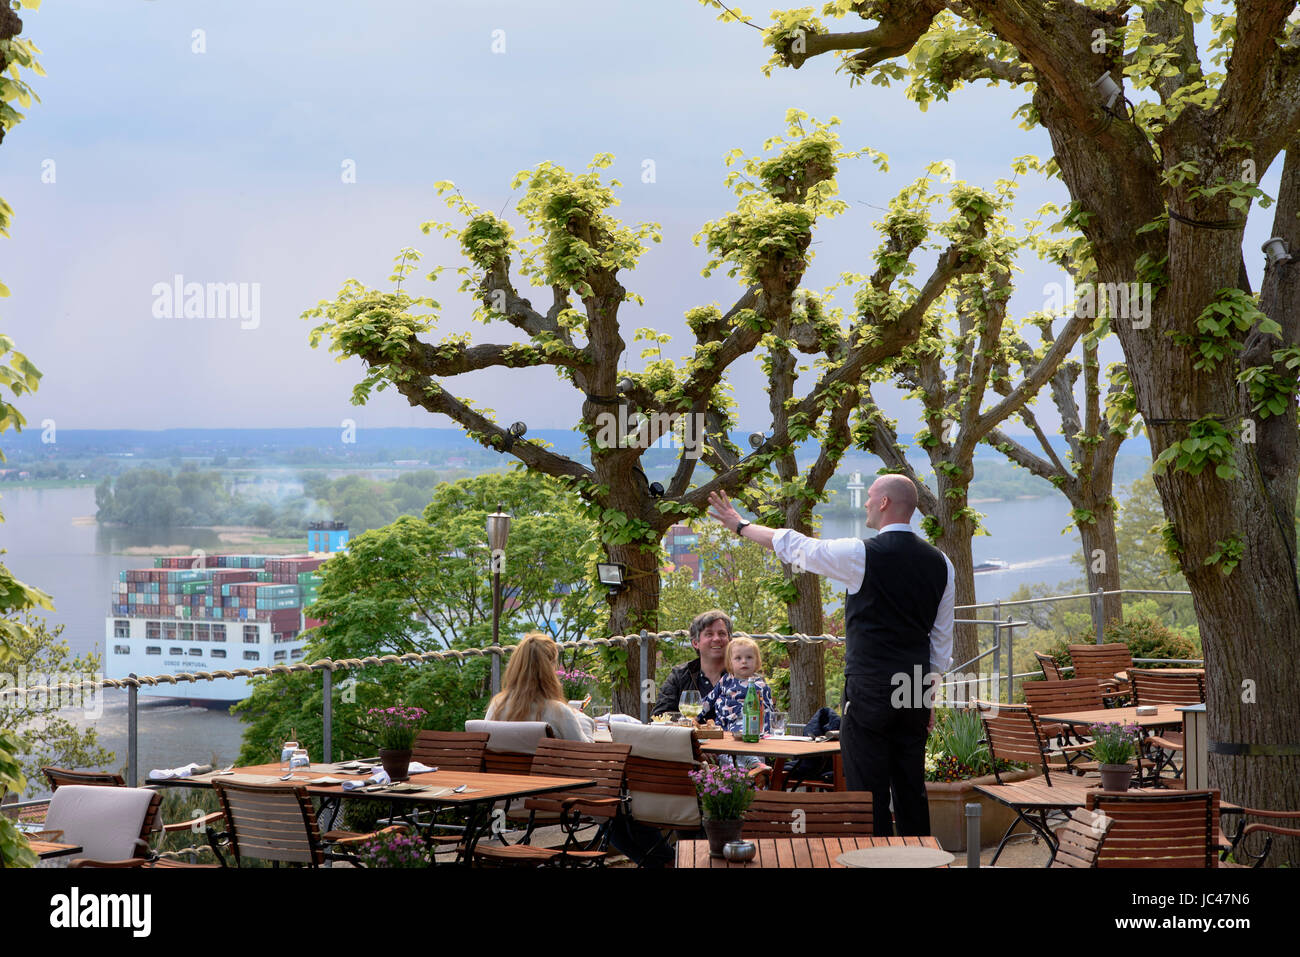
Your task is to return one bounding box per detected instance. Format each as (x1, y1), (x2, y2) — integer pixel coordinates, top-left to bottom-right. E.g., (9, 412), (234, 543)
(770, 711), (788, 736)
(280, 739), (299, 774)
(289, 747), (310, 776)
(679, 691), (701, 721)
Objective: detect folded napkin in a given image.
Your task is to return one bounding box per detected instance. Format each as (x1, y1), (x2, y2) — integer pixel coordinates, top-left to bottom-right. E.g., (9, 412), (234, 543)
(406, 761), (436, 775)
(341, 767), (391, 791)
(148, 762), (212, 781)
(609, 714), (642, 724)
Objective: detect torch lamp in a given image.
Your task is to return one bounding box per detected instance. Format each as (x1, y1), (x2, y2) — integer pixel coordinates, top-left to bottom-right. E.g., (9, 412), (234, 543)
(487, 503), (512, 693)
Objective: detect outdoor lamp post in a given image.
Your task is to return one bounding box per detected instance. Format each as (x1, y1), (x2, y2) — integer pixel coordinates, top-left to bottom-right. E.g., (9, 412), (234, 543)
(487, 503), (512, 694)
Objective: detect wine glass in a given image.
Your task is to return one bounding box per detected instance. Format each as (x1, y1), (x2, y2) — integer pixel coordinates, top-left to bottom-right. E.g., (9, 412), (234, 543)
(679, 690), (702, 722)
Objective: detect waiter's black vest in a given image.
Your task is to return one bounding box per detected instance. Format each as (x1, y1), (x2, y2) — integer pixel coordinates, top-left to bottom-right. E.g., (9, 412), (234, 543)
(844, 531), (948, 683)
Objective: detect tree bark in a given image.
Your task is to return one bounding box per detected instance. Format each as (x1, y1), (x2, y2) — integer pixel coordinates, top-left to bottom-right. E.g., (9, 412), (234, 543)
(604, 539), (661, 716)
(932, 465), (978, 670)
(1077, 498), (1122, 629)
(784, 573), (826, 725)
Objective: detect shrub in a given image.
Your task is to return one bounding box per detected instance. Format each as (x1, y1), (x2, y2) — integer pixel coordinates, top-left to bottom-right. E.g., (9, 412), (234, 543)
(1050, 614), (1200, 669)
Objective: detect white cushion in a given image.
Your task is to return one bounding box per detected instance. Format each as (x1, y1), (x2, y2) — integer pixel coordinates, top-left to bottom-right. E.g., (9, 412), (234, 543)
(45, 785), (154, 862)
(610, 723), (701, 828)
(465, 720), (553, 754)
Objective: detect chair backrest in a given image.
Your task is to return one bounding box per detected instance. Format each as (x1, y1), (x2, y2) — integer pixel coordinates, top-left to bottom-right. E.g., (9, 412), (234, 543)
(1068, 643), (1133, 682)
(1129, 669), (1205, 707)
(43, 767), (126, 791)
(412, 730), (488, 772)
(609, 723), (703, 829)
(974, 701), (1053, 784)
(1049, 808), (1114, 868)
(1084, 789), (1219, 868)
(524, 740), (632, 820)
(44, 785), (158, 863)
(213, 780), (324, 866)
(744, 792), (873, 837)
(1022, 677), (1105, 717)
(1033, 652), (1063, 681)
(465, 720), (554, 775)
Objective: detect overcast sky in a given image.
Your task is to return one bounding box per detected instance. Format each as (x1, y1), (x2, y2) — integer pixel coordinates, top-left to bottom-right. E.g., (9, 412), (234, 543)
(0, 0), (1282, 447)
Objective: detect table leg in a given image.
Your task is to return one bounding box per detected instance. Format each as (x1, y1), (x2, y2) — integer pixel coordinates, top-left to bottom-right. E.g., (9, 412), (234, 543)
(769, 758), (787, 791)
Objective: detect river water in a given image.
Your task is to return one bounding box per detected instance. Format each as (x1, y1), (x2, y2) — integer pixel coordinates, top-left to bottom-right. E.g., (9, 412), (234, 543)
(0, 485), (1083, 794)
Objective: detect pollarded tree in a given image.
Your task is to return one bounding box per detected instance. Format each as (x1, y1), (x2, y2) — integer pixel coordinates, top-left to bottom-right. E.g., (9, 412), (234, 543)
(307, 119), (877, 713)
(721, 0), (1300, 861)
(853, 167), (1091, 668)
(698, 120), (1002, 718)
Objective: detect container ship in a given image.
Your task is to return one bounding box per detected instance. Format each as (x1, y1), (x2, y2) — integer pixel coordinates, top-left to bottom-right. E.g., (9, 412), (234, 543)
(104, 522), (349, 705)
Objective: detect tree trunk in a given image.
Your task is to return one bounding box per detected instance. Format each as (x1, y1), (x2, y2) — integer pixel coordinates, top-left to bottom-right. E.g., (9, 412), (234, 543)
(604, 541), (661, 716)
(784, 573), (826, 725)
(933, 469), (978, 671)
(1076, 497), (1123, 630)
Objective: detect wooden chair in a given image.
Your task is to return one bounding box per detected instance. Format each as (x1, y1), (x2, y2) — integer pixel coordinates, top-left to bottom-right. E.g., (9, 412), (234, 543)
(1085, 789), (1219, 867)
(1222, 806), (1300, 867)
(974, 701), (1096, 864)
(609, 723), (703, 867)
(43, 767), (126, 790)
(1021, 678), (1105, 763)
(1067, 642), (1133, 702)
(1049, 808), (1114, 868)
(412, 730), (488, 772)
(1129, 669), (1204, 784)
(472, 740), (631, 868)
(215, 780), (405, 868)
(41, 785), (217, 868)
(464, 720), (554, 775)
(1033, 652), (1064, 682)
(744, 791), (872, 837)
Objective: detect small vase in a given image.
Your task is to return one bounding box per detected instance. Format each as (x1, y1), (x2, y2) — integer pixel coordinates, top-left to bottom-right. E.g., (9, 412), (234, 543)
(379, 748), (412, 781)
(702, 818), (744, 857)
(1099, 763), (1133, 791)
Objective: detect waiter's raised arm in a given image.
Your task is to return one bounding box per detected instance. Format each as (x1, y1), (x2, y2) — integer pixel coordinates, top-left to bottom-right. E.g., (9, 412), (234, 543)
(706, 490), (778, 549)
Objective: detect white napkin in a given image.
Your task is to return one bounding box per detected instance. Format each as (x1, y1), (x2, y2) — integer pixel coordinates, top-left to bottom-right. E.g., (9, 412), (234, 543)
(340, 767), (390, 791)
(148, 762), (205, 781)
(609, 714), (641, 724)
(407, 761), (436, 775)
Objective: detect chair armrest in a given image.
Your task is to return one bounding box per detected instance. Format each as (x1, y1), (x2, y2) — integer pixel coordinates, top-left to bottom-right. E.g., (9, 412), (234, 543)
(160, 811), (226, 833)
(330, 824), (410, 846)
(69, 857), (152, 869)
(1235, 807), (1300, 820)
(560, 796), (623, 811)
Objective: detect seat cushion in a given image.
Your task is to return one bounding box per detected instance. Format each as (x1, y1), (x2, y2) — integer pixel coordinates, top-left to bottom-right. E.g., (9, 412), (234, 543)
(465, 720), (552, 755)
(45, 785), (154, 862)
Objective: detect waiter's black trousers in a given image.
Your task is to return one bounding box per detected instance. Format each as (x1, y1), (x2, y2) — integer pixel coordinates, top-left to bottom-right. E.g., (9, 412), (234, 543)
(841, 676), (930, 837)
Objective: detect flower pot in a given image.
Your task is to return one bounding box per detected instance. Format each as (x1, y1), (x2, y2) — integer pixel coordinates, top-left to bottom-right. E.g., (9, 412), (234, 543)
(925, 768), (1040, 852)
(1098, 763), (1133, 791)
(379, 748), (412, 781)
(702, 818), (744, 857)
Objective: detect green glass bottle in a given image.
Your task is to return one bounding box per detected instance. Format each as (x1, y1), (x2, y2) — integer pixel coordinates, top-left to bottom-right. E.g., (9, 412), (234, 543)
(742, 678), (761, 743)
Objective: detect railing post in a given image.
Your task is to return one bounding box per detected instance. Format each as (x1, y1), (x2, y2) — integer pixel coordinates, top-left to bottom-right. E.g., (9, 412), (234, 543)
(127, 674), (138, 788)
(491, 649), (500, 696)
(1005, 618), (1014, 705)
(322, 666), (332, 764)
(1094, 588), (1105, 644)
(965, 802), (981, 868)
(991, 628), (1001, 706)
(639, 629), (649, 725)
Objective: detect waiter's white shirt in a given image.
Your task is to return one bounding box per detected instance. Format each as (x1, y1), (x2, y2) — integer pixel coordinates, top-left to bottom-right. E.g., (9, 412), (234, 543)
(772, 523), (955, 674)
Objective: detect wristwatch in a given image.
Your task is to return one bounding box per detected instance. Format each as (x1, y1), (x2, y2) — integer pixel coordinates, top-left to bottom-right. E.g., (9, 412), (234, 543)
(734, 520), (751, 538)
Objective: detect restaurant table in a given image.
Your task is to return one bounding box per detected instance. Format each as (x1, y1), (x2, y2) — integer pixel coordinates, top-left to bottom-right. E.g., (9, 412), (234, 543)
(1037, 703), (1186, 731)
(698, 732), (844, 791)
(152, 761), (596, 863)
(676, 835), (944, 868)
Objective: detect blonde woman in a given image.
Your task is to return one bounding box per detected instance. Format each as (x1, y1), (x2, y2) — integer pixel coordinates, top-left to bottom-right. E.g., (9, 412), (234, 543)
(484, 632), (593, 742)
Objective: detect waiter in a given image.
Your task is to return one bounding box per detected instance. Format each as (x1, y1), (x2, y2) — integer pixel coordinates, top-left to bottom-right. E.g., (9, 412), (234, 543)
(706, 474), (953, 836)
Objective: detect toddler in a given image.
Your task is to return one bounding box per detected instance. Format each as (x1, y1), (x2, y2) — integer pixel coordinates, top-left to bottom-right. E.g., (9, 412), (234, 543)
(701, 637), (774, 774)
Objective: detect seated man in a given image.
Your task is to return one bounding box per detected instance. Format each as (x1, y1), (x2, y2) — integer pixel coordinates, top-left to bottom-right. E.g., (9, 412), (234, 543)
(652, 609), (731, 716)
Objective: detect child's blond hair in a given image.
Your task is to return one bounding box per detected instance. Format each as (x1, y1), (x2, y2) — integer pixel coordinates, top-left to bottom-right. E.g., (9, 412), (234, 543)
(727, 636), (763, 674)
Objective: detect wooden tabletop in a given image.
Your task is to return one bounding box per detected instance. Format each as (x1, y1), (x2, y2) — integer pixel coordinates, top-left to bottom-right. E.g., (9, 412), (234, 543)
(973, 776), (1100, 810)
(699, 732), (840, 759)
(677, 835), (942, 868)
(157, 762), (595, 805)
(1038, 703), (1187, 729)
(30, 840), (82, 860)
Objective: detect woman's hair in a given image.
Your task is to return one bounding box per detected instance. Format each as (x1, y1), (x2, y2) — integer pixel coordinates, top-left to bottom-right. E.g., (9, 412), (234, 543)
(727, 636), (762, 673)
(490, 632), (566, 722)
(689, 608), (733, 643)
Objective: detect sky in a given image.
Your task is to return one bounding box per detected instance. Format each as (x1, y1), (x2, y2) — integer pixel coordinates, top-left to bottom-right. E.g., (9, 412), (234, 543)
(0, 0), (1284, 446)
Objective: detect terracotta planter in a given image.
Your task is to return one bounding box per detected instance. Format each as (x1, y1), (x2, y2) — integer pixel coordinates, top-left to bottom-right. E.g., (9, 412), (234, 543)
(379, 748), (412, 781)
(1098, 763), (1134, 791)
(925, 768), (1040, 853)
(702, 818), (744, 857)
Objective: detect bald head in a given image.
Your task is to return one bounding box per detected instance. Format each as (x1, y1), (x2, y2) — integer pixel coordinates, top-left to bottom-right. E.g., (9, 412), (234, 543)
(865, 474), (918, 529)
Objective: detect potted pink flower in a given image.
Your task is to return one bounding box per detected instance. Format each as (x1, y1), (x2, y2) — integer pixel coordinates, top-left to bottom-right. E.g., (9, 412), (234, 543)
(368, 705), (427, 781)
(689, 763), (756, 857)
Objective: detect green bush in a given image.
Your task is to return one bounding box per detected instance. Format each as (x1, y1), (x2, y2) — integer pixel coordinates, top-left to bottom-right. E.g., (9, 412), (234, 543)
(1040, 613), (1201, 673)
